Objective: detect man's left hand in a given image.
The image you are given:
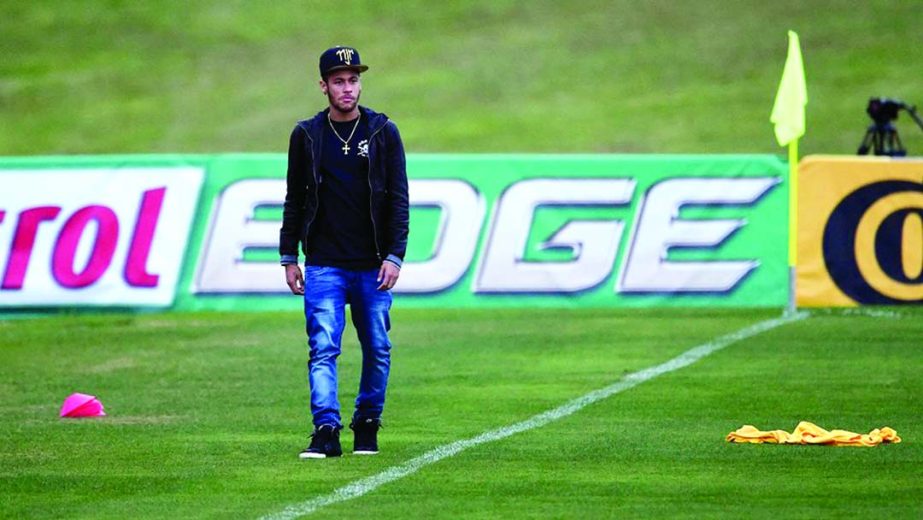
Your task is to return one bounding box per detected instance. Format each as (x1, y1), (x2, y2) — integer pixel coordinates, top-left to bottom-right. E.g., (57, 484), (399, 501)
(377, 261), (400, 290)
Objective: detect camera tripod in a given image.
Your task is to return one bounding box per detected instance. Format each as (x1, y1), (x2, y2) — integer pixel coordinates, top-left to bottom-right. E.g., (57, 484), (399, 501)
(857, 100), (923, 156)
(857, 121), (906, 156)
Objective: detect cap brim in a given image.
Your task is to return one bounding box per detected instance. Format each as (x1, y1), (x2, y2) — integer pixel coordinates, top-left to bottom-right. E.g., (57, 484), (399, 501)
(325, 64), (369, 75)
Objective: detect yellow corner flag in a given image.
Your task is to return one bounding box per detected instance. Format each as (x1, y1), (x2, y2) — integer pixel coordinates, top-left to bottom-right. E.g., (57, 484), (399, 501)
(770, 31), (807, 146)
(772, 30), (807, 313)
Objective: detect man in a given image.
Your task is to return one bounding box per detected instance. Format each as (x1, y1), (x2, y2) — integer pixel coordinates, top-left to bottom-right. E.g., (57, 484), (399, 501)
(279, 46), (408, 459)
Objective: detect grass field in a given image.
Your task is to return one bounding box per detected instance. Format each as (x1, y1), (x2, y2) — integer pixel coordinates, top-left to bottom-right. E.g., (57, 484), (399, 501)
(1, 308), (920, 518)
(2, 1), (922, 156)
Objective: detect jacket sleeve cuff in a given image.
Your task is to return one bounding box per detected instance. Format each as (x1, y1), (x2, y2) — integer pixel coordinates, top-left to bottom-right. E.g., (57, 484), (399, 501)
(384, 254), (402, 269)
(280, 254), (299, 266)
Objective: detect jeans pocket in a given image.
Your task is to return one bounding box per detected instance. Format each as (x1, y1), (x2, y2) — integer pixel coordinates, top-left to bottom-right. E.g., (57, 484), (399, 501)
(305, 265), (330, 276)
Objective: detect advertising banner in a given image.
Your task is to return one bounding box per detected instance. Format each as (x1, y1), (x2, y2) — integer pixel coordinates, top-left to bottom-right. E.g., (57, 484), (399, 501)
(1, 154), (788, 310)
(0, 166), (203, 307)
(797, 156), (923, 306)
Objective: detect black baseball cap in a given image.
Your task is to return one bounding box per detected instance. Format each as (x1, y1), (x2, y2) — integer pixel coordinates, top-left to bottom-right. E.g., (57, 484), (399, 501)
(319, 46), (369, 78)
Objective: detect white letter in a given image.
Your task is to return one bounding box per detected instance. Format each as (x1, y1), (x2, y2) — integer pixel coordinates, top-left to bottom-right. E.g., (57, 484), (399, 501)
(618, 177), (779, 293)
(398, 180), (485, 293)
(195, 179), (285, 293)
(475, 178), (635, 293)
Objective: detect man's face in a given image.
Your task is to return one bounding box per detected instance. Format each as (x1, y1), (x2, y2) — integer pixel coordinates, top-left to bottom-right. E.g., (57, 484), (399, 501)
(320, 70), (361, 114)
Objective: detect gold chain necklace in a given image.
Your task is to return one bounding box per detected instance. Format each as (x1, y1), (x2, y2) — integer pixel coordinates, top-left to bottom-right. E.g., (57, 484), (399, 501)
(328, 111), (361, 155)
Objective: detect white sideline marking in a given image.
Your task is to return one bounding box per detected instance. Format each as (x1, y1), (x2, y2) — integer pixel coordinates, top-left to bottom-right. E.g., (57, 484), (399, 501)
(261, 312), (809, 520)
(807, 308), (907, 319)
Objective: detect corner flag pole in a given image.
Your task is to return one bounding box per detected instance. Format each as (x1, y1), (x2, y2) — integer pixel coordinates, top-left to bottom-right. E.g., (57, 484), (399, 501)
(770, 30), (807, 314)
(788, 138), (799, 314)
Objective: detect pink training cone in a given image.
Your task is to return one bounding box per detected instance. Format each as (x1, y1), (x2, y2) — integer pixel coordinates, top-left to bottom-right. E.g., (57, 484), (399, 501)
(60, 393), (106, 418)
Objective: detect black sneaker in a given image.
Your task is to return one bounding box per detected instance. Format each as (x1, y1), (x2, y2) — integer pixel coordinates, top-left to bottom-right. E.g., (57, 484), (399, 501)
(350, 417), (381, 455)
(299, 424), (342, 459)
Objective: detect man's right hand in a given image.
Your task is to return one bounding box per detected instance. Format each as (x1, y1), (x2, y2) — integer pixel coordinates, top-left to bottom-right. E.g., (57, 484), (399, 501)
(285, 264), (304, 295)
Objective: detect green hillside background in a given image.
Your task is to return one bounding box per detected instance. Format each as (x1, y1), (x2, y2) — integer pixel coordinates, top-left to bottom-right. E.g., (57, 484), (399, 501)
(2, 0), (922, 156)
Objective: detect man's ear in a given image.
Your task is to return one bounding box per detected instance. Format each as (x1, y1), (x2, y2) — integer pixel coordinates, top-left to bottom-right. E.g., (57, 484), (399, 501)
(318, 79), (327, 95)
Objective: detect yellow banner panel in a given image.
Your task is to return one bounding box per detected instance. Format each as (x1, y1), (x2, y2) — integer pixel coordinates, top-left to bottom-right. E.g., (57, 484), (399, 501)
(797, 155), (923, 307)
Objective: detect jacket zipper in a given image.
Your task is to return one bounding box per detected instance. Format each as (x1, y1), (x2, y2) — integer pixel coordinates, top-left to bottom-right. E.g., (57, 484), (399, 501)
(367, 120), (388, 260)
(303, 128), (320, 248)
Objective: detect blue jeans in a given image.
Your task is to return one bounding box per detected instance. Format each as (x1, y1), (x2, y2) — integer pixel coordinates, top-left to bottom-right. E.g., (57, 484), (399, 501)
(303, 265), (392, 428)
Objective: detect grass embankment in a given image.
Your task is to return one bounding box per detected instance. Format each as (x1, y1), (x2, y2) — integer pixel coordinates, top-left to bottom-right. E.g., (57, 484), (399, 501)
(2, 1), (921, 156)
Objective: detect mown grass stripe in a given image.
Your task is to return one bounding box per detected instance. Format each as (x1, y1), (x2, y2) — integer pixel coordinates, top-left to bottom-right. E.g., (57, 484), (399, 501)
(260, 311), (809, 520)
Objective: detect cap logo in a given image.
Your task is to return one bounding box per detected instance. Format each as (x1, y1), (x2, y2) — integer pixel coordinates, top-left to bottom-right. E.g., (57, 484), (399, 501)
(335, 48), (355, 65)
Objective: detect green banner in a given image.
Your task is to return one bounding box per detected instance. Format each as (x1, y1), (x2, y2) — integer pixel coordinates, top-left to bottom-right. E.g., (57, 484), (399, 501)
(0, 154), (788, 310)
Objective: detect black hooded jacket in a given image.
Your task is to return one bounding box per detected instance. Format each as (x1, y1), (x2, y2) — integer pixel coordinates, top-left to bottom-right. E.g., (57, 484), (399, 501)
(279, 106), (409, 267)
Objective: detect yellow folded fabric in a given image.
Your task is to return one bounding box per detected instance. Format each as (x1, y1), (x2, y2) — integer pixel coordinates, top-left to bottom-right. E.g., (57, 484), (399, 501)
(726, 421), (901, 447)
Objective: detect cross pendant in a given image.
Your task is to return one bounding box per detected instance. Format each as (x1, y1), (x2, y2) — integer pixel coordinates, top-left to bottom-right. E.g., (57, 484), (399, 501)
(341, 143), (350, 155)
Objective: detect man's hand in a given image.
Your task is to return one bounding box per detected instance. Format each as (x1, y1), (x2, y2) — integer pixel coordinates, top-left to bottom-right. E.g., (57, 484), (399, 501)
(377, 261), (400, 290)
(285, 264), (304, 295)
